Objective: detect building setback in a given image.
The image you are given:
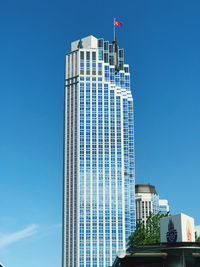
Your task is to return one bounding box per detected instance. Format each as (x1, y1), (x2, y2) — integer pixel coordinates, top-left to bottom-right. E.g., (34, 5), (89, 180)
(63, 36), (135, 267)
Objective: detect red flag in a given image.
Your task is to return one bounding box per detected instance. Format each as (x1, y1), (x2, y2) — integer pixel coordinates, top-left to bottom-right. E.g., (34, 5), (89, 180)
(114, 20), (122, 27)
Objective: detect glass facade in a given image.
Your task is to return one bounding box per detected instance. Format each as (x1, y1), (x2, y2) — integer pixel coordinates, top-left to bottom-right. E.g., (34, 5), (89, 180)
(63, 36), (135, 267)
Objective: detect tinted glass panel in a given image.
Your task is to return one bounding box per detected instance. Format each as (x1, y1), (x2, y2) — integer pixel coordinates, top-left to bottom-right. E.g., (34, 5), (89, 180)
(80, 51), (84, 60)
(104, 41), (108, 51)
(98, 39), (103, 48)
(86, 52), (90, 60)
(92, 52), (96, 60)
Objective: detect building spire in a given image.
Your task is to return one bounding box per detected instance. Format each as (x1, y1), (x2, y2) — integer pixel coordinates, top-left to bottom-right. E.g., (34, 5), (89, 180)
(114, 18), (116, 41)
(113, 18), (122, 74)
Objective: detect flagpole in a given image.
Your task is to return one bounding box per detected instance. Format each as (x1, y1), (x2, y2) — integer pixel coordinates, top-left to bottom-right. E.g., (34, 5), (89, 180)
(114, 18), (116, 41)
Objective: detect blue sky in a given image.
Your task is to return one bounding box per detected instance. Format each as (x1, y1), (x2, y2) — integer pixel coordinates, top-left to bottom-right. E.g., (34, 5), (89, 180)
(0, 0), (200, 266)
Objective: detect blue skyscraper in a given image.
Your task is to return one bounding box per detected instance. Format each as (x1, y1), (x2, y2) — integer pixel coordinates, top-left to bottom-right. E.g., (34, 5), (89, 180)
(63, 36), (135, 267)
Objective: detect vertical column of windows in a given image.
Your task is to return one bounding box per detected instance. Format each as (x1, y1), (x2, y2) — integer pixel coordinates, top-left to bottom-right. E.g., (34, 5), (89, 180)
(110, 67), (114, 84)
(125, 74), (130, 90)
(104, 41), (109, 63)
(98, 83), (104, 266)
(142, 201), (144, 220)
(120, 72), (125, 89)
(110, 89), (116, 264)
(85, 83), (91, 265)
(98, 39), (103, 61)
(75, 52), (77, 76)
(79, 83), (84, 266)
(140, 201), (142, 221)
(66, 83), (70, 266)
(98, 63), (102, 76)
(80, 51), (84, 75)
(149, 201), (152, 214)
(66, 55), (70, 78)
(128, 100), (135, 234)
(71, 54), (74, 77)
(104, 66), (109, 82)
(70, 85), (74, 266)
(109, 44), (114, 65)
(136, 201), (139, 222)
(115, 72), (120, 86)
(116, 96), (123, 250)
(86, 52), (90, 76)
(92, 52), (96, 76)
(119, 49), (124, 71)
(104, 84), (110, 266)
(123, 98), (131, 242)
(145, 201), (147, 219)
(73, 84), (78, 266)
(92, 83), (97, 265)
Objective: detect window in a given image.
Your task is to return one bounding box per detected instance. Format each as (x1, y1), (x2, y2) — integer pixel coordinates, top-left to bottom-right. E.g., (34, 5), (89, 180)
(86, 51), (90, 60)
(98, 63), (102, 75)
(92, 52), (96, 60)
(98, 49), (103, 60)
(104, 41), (108, 51)
(80, 51), (84, 60)
(104, 53), (108, 63)
(124, 66), (129, 73)
(98, 39), (103, 48)
(119, 49), (124, 58)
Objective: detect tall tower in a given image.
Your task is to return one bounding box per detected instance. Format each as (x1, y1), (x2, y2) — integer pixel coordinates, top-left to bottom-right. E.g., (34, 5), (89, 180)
(63, 35), (135, 267)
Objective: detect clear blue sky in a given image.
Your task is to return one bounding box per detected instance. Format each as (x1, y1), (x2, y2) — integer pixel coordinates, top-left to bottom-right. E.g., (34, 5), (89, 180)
(0, 0), (200, 266)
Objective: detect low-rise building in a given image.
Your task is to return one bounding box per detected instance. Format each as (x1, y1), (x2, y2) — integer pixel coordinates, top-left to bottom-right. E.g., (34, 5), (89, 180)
(112, 242), (200, 267)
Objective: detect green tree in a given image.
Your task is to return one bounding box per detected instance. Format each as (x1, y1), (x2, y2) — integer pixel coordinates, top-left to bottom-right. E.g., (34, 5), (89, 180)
(127, 212), (169, 251)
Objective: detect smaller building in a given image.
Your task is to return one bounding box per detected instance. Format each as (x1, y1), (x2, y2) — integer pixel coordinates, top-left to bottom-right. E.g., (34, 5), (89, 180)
(135, 184), (169, 225)
(159, 199), (169, 214)
(113, 213), (197, 266)
(112, 243), (200, 267)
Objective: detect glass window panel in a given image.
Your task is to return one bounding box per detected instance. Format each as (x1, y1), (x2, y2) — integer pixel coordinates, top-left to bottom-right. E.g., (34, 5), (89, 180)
(80, 51), (84, 60)
(92, 52), (96, 60)
(86, 51), (90, 60)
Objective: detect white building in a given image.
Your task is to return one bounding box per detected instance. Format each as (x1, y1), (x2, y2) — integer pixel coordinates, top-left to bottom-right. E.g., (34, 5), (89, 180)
(159, 199), (169, 214)
(63, 36), (135, 267)
(135, 184), (169, 225)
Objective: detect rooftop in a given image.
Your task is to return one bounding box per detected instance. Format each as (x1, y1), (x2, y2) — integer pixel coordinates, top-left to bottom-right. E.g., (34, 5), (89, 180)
(135, 184), (158, 195)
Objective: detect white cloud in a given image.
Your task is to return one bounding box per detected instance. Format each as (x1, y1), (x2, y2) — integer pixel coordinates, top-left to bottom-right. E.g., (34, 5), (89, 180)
(195, 225), (200, 237)
(0, 224), (38, 249)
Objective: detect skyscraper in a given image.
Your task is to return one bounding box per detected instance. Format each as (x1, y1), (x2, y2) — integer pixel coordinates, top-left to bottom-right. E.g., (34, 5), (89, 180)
(63, 35), (135, 267)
